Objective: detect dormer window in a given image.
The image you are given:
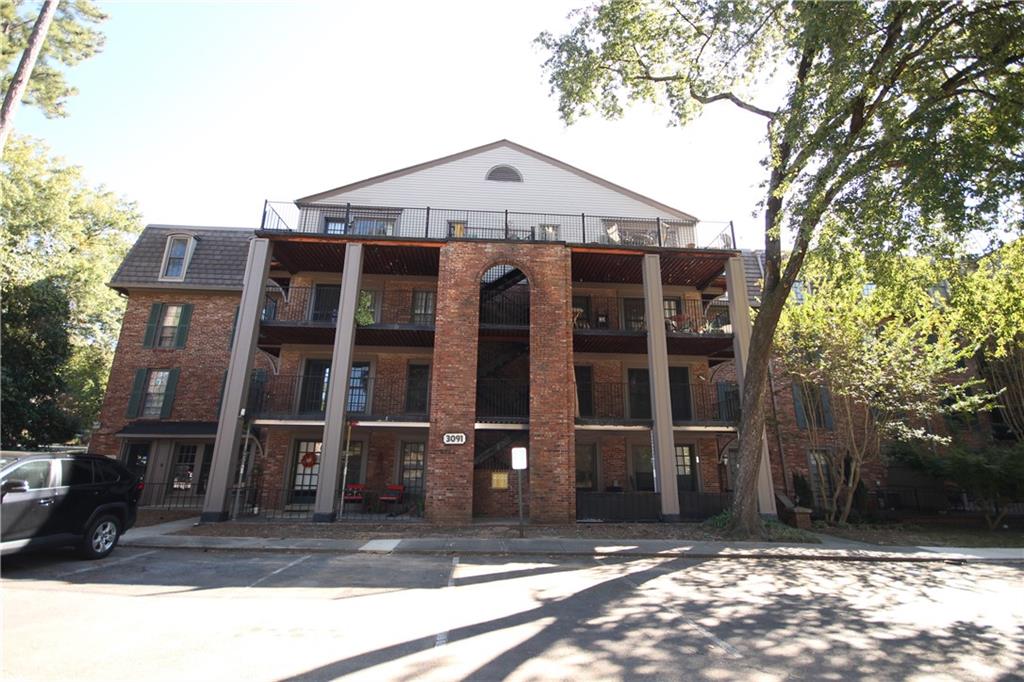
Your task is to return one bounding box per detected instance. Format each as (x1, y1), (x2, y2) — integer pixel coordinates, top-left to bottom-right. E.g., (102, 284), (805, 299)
(485, 165), (523, 182)
(160, 235), (195, 281)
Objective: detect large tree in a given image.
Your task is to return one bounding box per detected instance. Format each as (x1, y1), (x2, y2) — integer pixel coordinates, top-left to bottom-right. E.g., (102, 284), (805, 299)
(1, 135), (140, 443)
(538, 0), (1024, 535)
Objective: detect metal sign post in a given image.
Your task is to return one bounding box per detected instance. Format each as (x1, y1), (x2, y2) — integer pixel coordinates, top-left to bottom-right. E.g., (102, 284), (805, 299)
(511, 447), (527, 538)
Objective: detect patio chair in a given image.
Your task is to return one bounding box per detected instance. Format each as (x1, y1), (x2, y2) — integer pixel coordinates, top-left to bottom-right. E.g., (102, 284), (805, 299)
(342, 482), (365, 510)
(379, 484), (404, 515)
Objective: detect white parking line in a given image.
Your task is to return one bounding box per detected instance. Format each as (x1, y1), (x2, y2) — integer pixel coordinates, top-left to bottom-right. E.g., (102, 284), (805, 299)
(246, 554), (312, 588)
(56, 550), (159, 579)
(434, 555), (460, 648)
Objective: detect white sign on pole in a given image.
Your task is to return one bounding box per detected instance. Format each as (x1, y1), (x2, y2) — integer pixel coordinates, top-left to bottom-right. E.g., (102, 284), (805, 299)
(511, 446), (527, 470)
(443, 433), (467, 445)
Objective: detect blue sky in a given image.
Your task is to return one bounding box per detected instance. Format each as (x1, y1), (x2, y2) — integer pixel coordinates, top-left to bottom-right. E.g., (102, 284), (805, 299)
(16, 1), (771, 247)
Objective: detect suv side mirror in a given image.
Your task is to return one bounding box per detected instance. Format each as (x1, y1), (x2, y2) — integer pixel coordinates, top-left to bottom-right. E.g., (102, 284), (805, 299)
(1, 479), (30, 497)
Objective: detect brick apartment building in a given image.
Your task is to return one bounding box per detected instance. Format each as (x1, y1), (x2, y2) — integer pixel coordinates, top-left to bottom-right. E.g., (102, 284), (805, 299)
(92, 140), (786, 524)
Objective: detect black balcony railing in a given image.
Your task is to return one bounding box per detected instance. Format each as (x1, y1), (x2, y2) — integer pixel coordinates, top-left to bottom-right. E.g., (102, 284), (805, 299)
(479, 289), (530, 326)
(575, 381), (740, 424)
(571, 295), (731, 335)
(261, 201), (736, 250)
(248, 373), (430, 421)
(476, 379), (529, 421)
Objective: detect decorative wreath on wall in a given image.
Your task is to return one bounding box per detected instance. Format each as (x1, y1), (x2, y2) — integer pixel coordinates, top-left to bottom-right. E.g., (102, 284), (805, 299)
(300, 452), (319, 469)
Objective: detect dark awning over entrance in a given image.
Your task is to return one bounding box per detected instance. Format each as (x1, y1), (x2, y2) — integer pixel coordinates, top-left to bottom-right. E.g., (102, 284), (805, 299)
(115, 421), (219, 438)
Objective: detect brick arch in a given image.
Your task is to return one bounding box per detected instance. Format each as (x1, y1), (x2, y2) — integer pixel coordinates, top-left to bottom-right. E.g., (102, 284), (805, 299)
(425, 241), (576, 524)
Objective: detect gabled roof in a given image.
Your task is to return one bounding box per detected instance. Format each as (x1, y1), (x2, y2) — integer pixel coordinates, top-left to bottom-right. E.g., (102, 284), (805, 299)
(110, 225), (254, 293)
(297, 139), (699, 222)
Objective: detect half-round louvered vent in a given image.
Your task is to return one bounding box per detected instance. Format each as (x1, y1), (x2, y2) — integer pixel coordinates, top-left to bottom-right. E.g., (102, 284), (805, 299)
(485, 165), (523, 182)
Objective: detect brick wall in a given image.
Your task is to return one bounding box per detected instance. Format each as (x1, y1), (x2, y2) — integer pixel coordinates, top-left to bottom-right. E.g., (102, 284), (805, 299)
(473, 469), (530, 518)
(91, 289), (276, 457)
(426, 241), (575, 524)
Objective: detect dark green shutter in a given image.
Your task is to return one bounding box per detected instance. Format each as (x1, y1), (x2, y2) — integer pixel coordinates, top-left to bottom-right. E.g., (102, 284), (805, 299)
(160, 368), (180, 419)
(143, 304), (163, 348)
(174, 304), (193, 348)
(127, 369), (148, 417)
(228, 305), (240, 348)
(792, 383), (808, 429)
(820, 386), (834, 430)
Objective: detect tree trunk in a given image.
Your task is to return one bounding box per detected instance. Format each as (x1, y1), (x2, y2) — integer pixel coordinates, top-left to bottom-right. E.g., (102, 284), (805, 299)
(0, 0), (60, 154)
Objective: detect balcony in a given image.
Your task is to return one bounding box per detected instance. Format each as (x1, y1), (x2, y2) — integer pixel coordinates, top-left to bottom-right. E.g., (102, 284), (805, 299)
(261, 201), (735, 251)
(476, 379), (529, 423)
(259, 286), (435, 349)
(248, 373), (430, 422)
(575, 381), (740, 426)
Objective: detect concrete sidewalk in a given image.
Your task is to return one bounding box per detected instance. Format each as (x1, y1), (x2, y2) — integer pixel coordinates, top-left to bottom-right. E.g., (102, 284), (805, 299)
(120, 517), (1024, 562)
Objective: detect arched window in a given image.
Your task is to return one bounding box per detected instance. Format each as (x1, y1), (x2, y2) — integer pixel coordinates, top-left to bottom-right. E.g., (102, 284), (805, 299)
(485, 165), (523, 182)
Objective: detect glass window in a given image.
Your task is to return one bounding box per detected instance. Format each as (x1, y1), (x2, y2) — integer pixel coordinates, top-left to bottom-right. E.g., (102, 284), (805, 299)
(123, 443), (150, 478)
(324, 217), (346, 235)
(574, 366), (594, 418)
(405, 364), (430, 414)
(299, 360), (331, 415)
(311, 285), (340, 322)
(411, 290), (436, 326)
(60, 459), (94, 487)
(162, 236), (191, 279)
(628, 368), (651, 420)
(623, 298), (645, 331)
(675, 444), (698, 492)
(169, 445), (197, 492)
(290, 440), (322, 503)
(157, 304), (183, 348)
(351, 218), (395, 236)
(348, 362), (371, 414)
(448, 220), (467, 238)
(575, 443), (597, 491)
(340, 441), (364, 487)
(400, 442), (425, 495)
(4, 460), (52, 489)
(142, 370), (171, 417)
(662, 297), (680, 322)
(631, 445), (655, 492)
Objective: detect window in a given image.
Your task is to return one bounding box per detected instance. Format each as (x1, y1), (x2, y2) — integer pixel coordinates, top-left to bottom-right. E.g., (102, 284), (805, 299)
(628, 368), (651, 419)
(340, 441), (364, 486)
(160, 235), (193, 280)
(351, 217), (395, 236)
(290, 440), (322, 503)
(669, 367), (693, 421)
(144, 303), (192, 349)
(674, 444), (698, 492)
(448, 220), (467, 238)
(324, 217), (347, 235)
(411, 290), (436, 326)
(127, 368), (179, 419)
(123, 442), (150, 478)
(299, 359), (331, 415)
(169, 445), (197, 492)
(142, 370), (171, 417)
(631, 445), (655, 492)
(485, 165), (523, 182)
(3, 460), (53, 490)
(400, 442), (426, 495)
(807, 449), (836, 510)
(405, 364), (430, 415)
(311, 284), (340, 322)
(793, 382), (834, 430)
(575, 443), (598, 491)
(662, 297), (680, 322)
(60, 459), (94, 487)
(348, 362), (371, 414)
(623, 298), (646, 331)
(538, 223), (559, 241)
(574, 366), (594, 418)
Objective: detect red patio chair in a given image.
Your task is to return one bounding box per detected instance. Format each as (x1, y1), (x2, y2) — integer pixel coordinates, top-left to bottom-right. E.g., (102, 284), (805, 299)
(343, 483), (365, 509)
(379, 484), (404, 515)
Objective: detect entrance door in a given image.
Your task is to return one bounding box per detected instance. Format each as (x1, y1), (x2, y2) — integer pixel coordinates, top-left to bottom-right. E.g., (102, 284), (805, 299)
(631, 444), (655, 492)
(674, 444), (699, 493)
(627, 369), (651, 419)
(311, 284), (340, 322)
(289, 440), (321, 505)
(669, 367), (693, 421)
(575, 443), (598, 491)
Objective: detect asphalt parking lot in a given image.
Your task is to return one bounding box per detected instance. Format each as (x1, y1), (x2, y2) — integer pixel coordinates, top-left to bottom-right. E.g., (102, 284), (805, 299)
(3, 547), (1022, 681)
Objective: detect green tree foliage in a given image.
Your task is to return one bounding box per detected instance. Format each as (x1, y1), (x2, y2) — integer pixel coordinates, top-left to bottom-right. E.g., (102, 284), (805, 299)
(776, 236), (984, 524)
(539, 1), (1024, 536)
(1, 276), (76, 447)
(1, 135), (141, 444)
(896, 441), (1024, 531)
(1, 0), (106, 118)
(950, 239), (1024, 438)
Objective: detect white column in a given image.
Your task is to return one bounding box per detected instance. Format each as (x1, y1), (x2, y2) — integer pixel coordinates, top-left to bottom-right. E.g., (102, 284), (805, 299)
(201, 238), (272, 522)
(642, 253), (680, 519)
(313, 243), (364, 521)
(725, 255), (777, 515)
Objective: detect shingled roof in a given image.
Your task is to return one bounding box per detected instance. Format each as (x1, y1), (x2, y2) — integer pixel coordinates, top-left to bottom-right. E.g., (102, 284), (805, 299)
(110, 225), (254, 292)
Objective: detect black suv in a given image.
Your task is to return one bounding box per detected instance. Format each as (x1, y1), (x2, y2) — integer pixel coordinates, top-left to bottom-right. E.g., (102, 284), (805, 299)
(1, 453), (142, 559)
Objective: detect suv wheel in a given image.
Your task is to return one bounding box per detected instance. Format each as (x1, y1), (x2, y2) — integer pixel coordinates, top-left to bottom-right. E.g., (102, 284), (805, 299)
(80, 515), (121, 560)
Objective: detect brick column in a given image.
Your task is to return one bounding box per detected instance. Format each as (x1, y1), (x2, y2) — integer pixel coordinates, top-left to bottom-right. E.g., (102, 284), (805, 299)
(642, 253), (680, 519)
(425, 243), (480, 524)
(201, 238), (271, 522)
(313, 243), (364, 521)
(725, 255), (777, 515)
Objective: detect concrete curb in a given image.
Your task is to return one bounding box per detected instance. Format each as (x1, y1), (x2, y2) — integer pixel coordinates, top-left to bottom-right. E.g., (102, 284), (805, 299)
(121, 530), (1024, 563)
